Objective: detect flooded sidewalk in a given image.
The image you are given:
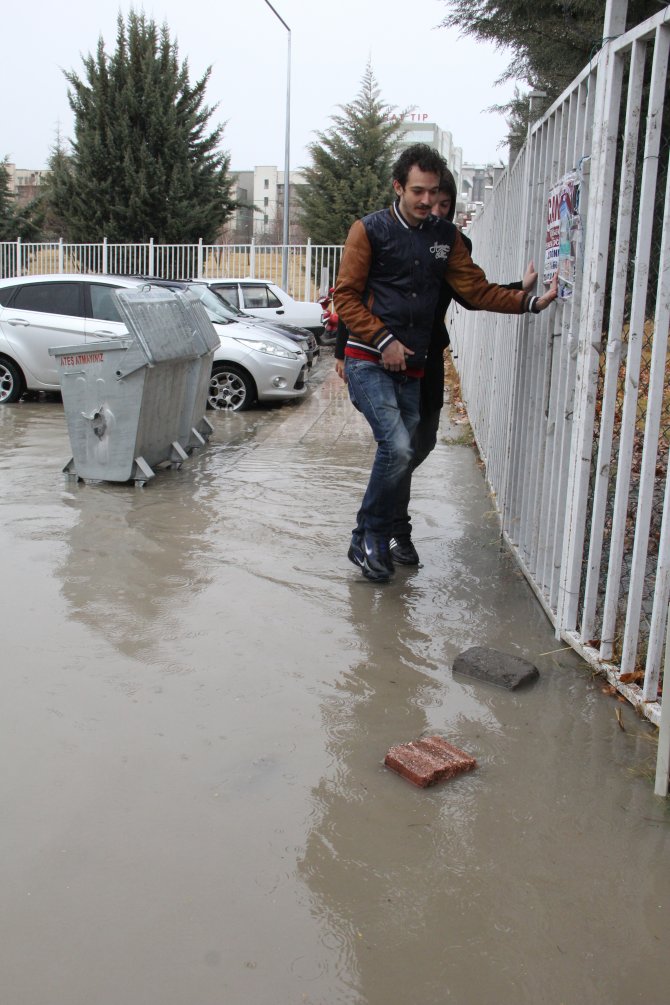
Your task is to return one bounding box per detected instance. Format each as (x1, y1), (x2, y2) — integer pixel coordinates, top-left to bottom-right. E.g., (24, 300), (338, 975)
(1, 359), (668, 1005)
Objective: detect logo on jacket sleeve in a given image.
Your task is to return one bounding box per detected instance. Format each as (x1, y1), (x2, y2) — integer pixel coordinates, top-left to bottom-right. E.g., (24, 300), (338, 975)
(429, 242), (451, 260)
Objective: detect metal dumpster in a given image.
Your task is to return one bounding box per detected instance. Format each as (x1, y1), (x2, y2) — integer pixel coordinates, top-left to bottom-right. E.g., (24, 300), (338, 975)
(115, 286), (220, 454)
(48, 286), (218, 484)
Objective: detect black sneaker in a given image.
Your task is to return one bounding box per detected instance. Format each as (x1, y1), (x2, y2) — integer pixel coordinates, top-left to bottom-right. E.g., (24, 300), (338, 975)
(347, 532), (365, 569)
(389, 535), (420, 565)
(361, 532), (394, 582)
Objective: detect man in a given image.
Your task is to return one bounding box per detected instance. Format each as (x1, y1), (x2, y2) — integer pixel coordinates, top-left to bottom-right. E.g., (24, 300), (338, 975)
(335, 144), (557, 583)
(390, 170), (538, 564)
(335, 168), (538, 566)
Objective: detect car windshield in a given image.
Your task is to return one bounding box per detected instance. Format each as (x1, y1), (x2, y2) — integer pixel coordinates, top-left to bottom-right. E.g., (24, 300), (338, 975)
(183, 285), (234, 324)
(208, 289), (246, 319)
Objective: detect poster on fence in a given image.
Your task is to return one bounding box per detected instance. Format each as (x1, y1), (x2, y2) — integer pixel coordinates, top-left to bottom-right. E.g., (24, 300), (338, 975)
(545, 170), (582, 299)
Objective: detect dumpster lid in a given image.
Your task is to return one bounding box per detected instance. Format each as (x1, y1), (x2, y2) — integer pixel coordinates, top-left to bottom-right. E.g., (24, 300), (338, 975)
(115, 287), (217, 363)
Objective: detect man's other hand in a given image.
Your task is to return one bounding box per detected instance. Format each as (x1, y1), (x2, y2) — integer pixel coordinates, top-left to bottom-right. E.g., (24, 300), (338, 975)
(522, 260), (538, 292)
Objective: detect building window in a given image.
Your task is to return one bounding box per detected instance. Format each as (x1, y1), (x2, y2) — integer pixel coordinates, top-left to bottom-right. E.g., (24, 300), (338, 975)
(264, 179), (269, 189)
(264, 197), (269, 207)
(264, 214), (269, 225)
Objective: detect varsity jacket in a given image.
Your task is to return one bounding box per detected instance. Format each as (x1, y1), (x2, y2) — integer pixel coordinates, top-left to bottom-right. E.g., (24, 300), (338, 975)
(334, 201), (539, 370)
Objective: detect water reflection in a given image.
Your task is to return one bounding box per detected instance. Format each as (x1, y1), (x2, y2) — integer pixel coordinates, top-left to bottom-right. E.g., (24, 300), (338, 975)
(56, 459), (222, 665)
(298, 573), (485, 1002)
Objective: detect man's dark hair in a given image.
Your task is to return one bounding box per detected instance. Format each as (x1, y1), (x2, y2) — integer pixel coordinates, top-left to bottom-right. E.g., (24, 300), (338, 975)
(392, 144), (446, 187)
(439, 167), (457, 223)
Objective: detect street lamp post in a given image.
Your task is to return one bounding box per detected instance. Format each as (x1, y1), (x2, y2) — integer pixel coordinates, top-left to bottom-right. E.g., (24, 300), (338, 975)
(262, 0), (291, 290)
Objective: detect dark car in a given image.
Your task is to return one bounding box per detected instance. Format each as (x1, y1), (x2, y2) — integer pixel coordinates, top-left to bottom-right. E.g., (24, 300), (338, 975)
(139, 278), (319, 368)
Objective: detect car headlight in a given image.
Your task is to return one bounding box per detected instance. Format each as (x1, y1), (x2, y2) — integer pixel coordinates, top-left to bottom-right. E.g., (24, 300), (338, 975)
(234, 338), (300, 360)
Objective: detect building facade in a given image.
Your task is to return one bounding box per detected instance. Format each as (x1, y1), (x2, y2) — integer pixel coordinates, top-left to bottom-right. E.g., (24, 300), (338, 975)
(457, 162), (507, 228)
(4, 163), (46, 207)
(393, 115), (463, 199)
(226, 166), (306, 243)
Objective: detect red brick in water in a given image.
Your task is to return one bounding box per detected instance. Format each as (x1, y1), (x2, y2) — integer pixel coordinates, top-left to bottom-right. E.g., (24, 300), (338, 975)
(384, 735), (477, 787)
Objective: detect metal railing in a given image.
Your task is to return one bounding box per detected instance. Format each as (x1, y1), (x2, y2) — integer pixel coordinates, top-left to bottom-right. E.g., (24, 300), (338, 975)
(449, 0), (670, 732)
(0, 237), (346, 303)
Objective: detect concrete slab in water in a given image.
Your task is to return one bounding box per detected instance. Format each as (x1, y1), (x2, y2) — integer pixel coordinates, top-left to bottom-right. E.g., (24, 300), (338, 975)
(452, 646), (539, 690)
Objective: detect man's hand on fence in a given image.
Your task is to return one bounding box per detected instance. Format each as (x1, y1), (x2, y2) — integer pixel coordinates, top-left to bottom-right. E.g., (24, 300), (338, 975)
(535, 272), (559, 311)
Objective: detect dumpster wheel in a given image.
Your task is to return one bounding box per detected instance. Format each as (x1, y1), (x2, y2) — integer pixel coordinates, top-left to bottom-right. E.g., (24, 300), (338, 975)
(208, 364), (255, 412)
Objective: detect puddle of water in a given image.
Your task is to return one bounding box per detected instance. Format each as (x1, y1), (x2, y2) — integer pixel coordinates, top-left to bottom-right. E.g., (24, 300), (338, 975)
(0, 386), (668, 1005)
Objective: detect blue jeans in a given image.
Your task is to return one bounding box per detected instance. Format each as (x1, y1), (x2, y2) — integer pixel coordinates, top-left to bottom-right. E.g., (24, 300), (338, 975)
(392, 405), (442, 538)
(345, 358), (421, 537)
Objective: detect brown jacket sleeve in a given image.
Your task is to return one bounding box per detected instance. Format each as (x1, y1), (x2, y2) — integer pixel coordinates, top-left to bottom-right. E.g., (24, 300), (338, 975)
(445, 231), (531, 314)
(333, 220), (394, 350)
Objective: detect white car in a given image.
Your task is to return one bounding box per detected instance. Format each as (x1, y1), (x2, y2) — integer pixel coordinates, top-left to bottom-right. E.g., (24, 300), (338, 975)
(207, 278), (324, 337)
(0, 274), (308, 411)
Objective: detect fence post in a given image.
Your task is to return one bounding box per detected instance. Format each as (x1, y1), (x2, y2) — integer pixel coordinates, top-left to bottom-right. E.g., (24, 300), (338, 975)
(305, 238), (312, 300)
(16, 237), (21, 277)
(197, 238), (204, 279)
(250, 238), (256, 278)
(654, 603), (670, 796)
(58, 238), (64, 273)
(102, 237), (108, 275)
(149, 238), (155, 278)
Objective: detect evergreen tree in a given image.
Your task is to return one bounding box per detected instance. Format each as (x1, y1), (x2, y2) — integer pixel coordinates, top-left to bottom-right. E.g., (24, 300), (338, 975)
(440, 1), (662, 120)
(41, 133), (74, 239)
(0, 159), (17, 240)
(48, 11), (235, 242)
(297, 64), (403, 245)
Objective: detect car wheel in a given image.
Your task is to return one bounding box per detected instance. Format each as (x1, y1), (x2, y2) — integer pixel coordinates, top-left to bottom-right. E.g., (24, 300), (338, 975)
(207, 363), (256, 412)
(0, 357), (25, 404)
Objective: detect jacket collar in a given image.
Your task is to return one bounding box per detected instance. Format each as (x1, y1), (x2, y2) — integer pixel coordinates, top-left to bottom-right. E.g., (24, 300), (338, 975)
(391, 199), (427, 231)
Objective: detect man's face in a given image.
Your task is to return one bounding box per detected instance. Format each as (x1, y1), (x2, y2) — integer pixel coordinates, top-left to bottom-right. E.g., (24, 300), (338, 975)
(393, 166), (440, 226)
(431, 192), (452, 219)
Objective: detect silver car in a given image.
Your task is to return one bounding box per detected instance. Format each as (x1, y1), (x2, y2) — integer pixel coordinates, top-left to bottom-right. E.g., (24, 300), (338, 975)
(0, 274), (308, 411)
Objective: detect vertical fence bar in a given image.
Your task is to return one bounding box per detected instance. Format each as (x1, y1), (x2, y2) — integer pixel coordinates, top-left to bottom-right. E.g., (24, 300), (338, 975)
(305, 238), (312, 300)
(520, 115), (554, 570)
(654, 604), (670, 796)
(549, 73), (598, 608)
(645, 455), (670, 700)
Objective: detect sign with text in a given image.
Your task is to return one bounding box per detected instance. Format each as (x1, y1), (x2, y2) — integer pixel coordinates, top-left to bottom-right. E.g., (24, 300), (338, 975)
(545, 170), (582, 299)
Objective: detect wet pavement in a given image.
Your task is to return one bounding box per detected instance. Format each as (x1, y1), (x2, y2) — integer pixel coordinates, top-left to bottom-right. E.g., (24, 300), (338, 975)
(1, 353), (669, 1005)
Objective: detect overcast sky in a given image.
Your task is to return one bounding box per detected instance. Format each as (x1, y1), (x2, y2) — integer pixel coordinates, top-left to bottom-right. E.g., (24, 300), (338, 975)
(3, 0), (519, 173)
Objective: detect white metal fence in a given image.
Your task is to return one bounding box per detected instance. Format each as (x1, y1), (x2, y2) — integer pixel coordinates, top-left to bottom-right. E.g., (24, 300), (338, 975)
(0, 237), (345, 303)
(449, 1), (670, 744)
